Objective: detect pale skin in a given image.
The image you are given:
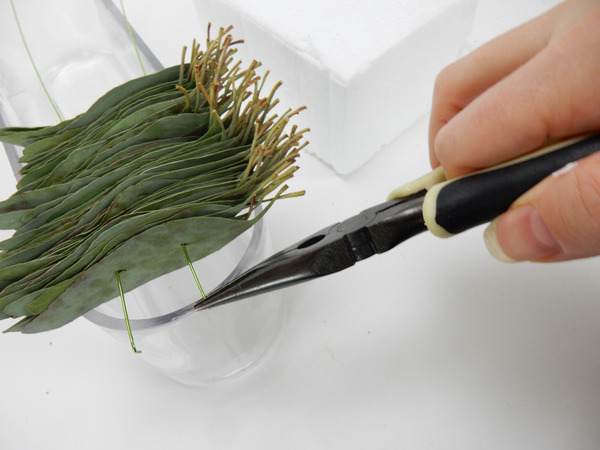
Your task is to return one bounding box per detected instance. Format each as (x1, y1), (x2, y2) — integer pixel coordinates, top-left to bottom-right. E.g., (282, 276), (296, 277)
(429, 0), (600, 262)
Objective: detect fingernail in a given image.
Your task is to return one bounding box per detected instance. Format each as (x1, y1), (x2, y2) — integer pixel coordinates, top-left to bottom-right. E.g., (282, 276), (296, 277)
(484, 219), (516, 263)
(484, 205), (560, 262)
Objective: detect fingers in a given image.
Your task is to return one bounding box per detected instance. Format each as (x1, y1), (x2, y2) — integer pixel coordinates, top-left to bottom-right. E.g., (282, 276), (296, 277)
(429, 1), (600, 179)
(427, 0), (600, 264)
(485, 152), (600, 262)
(428, 7), (556, 168)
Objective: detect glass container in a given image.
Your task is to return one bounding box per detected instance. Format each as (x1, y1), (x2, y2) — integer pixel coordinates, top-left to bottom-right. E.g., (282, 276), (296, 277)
(86, 209), (286, 386)
(0, 0), (286, 387)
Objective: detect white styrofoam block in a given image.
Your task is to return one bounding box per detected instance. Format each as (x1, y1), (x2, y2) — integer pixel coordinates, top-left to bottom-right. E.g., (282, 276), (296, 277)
(194, 0), (476, 173)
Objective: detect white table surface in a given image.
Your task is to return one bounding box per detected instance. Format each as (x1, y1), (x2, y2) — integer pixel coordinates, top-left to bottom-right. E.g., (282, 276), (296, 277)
(4, 1), (600, 449)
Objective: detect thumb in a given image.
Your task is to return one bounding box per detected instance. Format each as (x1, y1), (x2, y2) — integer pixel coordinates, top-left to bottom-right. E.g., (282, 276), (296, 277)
(484, 152), (600, 262)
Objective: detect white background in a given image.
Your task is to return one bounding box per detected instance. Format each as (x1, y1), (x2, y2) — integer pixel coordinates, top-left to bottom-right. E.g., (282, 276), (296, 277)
(4, 1), (600, 449)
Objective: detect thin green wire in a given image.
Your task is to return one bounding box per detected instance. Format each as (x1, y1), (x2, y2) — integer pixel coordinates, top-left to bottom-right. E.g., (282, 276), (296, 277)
(181, 244), (206, 299)
(10, 0), (63, 121)
(120, 0), (146, 76)
(115, 271), (142, 354)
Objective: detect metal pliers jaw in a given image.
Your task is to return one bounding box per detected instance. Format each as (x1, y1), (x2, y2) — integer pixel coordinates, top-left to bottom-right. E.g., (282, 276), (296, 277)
(194, 132), (600, 310)
(194, 192), (427, 310)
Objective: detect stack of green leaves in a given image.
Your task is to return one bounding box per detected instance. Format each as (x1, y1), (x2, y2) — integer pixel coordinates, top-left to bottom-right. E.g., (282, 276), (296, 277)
(0, 27), (307, 334)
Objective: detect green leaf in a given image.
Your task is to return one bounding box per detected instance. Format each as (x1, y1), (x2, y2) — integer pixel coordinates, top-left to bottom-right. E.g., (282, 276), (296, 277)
(0, 118), (77, 146)
(22, 213), (264, 333)
(20, 128), (82, 162)
(0, 29), (308, 334)
(0, 210), (29, 230)
(2, 316), (35, 333)
(26, 278), (76, 315)
(0, 255), (62, 281)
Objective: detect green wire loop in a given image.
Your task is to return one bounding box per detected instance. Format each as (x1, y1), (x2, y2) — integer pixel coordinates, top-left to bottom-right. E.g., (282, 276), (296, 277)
(181, 244), (206, 299)
(115, 271), (141, 354)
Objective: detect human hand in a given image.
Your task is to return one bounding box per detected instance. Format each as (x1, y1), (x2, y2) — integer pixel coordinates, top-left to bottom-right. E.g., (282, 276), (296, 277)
(428, 0), (600, 262)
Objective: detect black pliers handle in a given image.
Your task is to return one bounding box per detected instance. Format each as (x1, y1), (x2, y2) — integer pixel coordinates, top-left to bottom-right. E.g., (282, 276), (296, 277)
(195, 133), (600, 310)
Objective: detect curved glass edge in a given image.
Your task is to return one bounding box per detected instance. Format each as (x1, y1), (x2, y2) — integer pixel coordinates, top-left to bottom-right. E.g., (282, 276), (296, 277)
(84, 205), (265, 331)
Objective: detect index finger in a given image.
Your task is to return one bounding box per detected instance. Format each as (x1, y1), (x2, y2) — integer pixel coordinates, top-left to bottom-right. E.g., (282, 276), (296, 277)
(428, 5), (557, 172)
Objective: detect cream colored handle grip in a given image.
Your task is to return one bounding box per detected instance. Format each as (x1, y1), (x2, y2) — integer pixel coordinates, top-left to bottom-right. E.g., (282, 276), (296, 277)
(389, 134), (600, 238)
